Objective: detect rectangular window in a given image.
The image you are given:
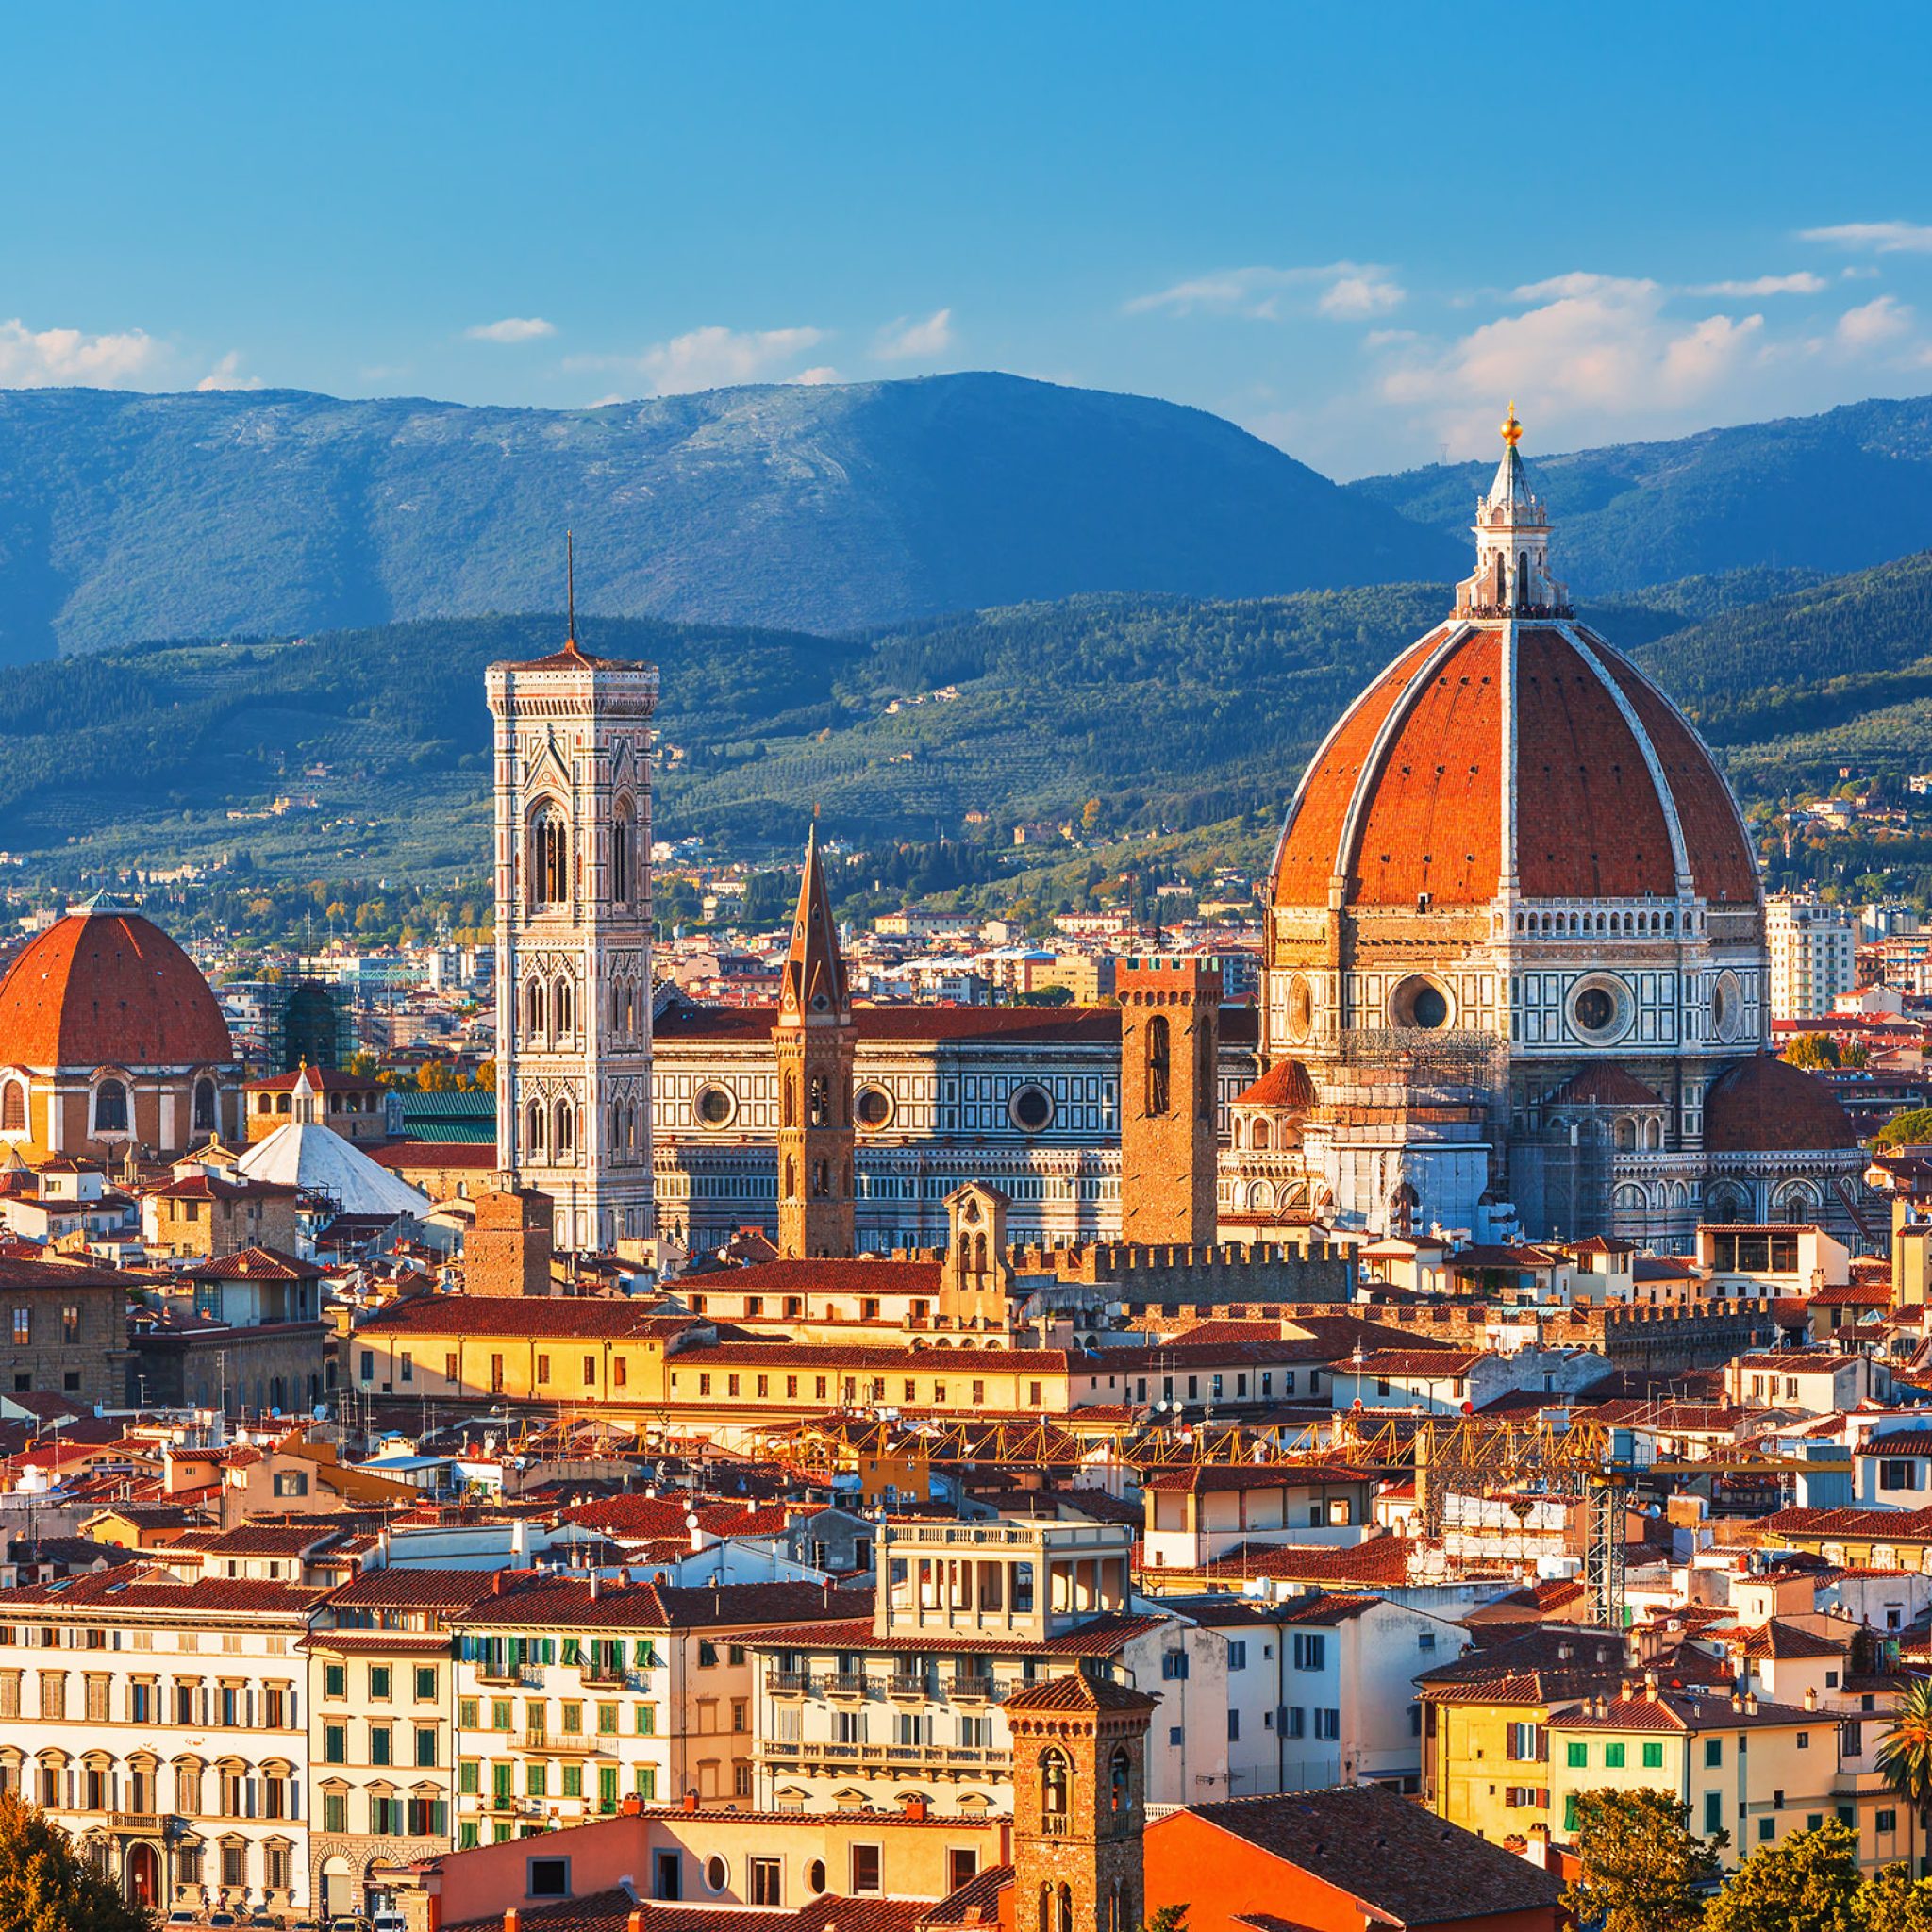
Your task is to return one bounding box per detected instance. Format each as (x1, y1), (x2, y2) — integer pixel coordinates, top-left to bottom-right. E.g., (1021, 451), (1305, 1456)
(1706, 1739), (1723, 1768)
(561, 1765), (582, 1799)
(1880, 1809), (1899, 1834)
(1705, 1791), (1723, 1836)
(416, 1725), (438, 1768)
(1507, 1723), (1544, 1762)
(416, 1665), (438, 1701)
(1605, 1743), (1625, 1769)
(750, 1858), (782, 1907)
(1292, 1632), (1325, 1672)
(851, 1846), (881, 1895)
(528, 1857), (570, 1899)
(1642, 1741), (1664, 1769)
(325, 1662), (346, 1699)
(370, 1724), (392, 1767)
(1566, 1741), (1588, 1768)
(1314, 1707), (1340, 1740)
(323, 1723), (346, 1764)
(370, 1665), (391, 1701)
(1226, 1641), (1247, 1672)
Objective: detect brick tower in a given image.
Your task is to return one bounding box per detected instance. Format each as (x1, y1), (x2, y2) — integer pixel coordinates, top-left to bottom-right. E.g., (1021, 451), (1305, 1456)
(774, 823), (854, 1258)
(486, 573), (657, 1256)
(1117, 956), (1223, 1246)
(1005, 1674), (1157, 1932)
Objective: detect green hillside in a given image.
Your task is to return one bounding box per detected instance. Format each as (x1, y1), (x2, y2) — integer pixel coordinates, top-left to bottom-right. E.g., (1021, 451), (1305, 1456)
(9, 550), (1932, 886)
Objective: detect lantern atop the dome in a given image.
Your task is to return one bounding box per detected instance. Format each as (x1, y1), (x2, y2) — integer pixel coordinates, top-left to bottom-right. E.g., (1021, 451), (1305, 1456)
(1456, 405), (1571, 619)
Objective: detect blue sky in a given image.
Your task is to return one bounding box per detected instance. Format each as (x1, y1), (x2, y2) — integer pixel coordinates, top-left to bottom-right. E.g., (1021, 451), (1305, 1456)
(8, 1), (1932, 475)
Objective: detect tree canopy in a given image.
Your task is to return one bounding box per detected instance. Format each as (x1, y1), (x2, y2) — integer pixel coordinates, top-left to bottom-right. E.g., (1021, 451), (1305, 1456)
(1561, 1788), (1721, 1932)
(0, 1792), (155, 1932)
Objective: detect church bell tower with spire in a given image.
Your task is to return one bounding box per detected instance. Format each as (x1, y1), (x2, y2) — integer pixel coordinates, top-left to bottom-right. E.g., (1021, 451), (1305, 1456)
(774, 821), (855, 1258)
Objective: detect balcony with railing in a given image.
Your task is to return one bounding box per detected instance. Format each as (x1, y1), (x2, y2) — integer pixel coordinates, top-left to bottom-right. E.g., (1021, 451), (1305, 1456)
(577, 1659), (628, 1687)
(768, 1670), (815, 1696)
(521, 1730), (607, 1757)
(825, 1672), (874, 1699)
(889, 1673), (937, 1699)
(948, 1674), (996, 1702)
(758, 1738), (1010, 1774)
(475, 1657), (532, 1686)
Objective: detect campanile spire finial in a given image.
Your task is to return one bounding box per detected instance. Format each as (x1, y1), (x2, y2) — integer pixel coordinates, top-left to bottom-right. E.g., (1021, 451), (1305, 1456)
(1500, 401), (1523, 448)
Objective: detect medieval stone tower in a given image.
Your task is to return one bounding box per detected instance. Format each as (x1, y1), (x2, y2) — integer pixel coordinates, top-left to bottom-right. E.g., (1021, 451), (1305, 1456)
(774, 823), (854, 1258)
(1005, 1673), (1157, 1932)
(486, 589), (657, 1255)
(1117, 956), (1223, 1246)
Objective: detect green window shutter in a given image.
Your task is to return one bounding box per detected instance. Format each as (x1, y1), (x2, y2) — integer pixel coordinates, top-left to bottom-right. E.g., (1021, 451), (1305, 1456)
(562, 1639), (581, 1666)
(1566, 1741), (1587, 1768)
(1605, 1743), (1625, 1769)
(1563, 1794), (1578, 1833)
(1642, 1742), (1664, 1769)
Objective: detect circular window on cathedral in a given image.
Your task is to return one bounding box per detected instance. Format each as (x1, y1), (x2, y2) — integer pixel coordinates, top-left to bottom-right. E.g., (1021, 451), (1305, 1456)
(1569, 974), (1633, 1046)
(1711, 969), (1742, 1045)
(694, 1083), (737, 1130)
(1390, 975), (1453, 1031)
(1008, 1084), (1056, 1134)
(855, 1084), (894, 1131)
(1287, 974), (1314, 1041)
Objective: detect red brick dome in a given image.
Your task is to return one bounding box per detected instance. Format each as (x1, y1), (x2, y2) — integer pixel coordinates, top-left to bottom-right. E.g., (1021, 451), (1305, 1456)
(0, 909), (231, 1068)
(1235, 1059), (1315, 1110)
(1270, 621), (1759, 911)
(1703, 1054), (1859, 1154)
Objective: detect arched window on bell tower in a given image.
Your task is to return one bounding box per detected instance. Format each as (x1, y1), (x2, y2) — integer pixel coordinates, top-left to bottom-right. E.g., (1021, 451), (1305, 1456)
(1109, 1746), (1131, 1819)
(1145, 1014), (1170, 1117)
(1041, 1747), (1070, 1832)
(612, 797), (634, 905)
(529, 807), (568, 910)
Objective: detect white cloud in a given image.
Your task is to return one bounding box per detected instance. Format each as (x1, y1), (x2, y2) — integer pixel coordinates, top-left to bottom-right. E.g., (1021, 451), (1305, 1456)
(586, 392), (627, 408)
(567, 325), (830, 396)
(1318, 275), (1405, 320)
(1375, 275), (1770, 454)
(0, 316), (162, 388)
(794, 366), (841, 385)
(464, 316), (557, 343)
(1836, 293), (1914, 348)
(196, 350), (263, 392)
(872, 308), (954, 360)
(1691, 273), (1827, 297)
(1124, 262), (1404, 322)
(1802, 221), (1932, 254)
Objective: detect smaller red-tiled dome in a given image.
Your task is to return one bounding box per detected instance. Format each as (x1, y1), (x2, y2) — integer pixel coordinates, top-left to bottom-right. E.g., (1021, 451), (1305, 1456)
(1235, 1059), (1316, 1111)
(0, 909), (231, 1068)
(1704, 1055), (1859, 1154)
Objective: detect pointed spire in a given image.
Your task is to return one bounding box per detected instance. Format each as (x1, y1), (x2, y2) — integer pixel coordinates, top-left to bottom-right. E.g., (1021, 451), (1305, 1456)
(779, 820), (849, 1024)
(1487, 402), (1534, 514)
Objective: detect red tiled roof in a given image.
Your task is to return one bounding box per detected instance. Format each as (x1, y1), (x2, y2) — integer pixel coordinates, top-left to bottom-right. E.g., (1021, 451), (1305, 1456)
(1543, 1064), (1662, 1108)
(0, 910), (233, 1068)
(1345, 1349), (1487, 1376)
(457, 1575), (871, 1633)
(1171, 1781), (1564, 1924)
(698, 1258), (944, 1294)
(1233, 1060), (1315, 1111)
(1705, 1056), (1860, 1154)
(1002, 1672), (1158, 1715)
(185, 1244), (325, 1282)
(357, 1293), (671, 1340)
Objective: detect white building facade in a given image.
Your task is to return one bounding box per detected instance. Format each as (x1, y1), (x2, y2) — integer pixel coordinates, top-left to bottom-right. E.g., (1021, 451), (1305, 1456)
(1766, 894), (1857, 1020)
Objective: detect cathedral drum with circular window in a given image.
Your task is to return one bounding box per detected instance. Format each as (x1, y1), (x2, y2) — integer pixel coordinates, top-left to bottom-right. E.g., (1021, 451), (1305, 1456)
(1250, 407), (1865, 1242)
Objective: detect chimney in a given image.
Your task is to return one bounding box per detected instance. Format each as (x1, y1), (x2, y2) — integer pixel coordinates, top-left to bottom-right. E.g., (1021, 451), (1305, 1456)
(1643, 1670), (1657, 1699)
(492, 1570), (504, 1595)
(683, 1787), (699, 1813)
(591, 1573), (602, 1602)
(629, 1915), (647, 1932)
(903, 1793), (929, 1822)
(1745, 1693), (1759, 1715)
(504, 1914), (520, 1932)
(1806, 1687), (1818, 1710)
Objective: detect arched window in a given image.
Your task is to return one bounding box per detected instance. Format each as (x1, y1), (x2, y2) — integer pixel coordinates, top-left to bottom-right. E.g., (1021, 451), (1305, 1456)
(0, 1084), (24, 1135)
(783, 1156), (797, 1202)
(1041, 1747), (1070, 1825)
(1145, 1014), (1171, 1117)
(1039, 1886), (1052, 1932)
(555, 1101), (575, 1158)
(783, 1074), (798, 1129)
(1110, 1746), (1131, 1816)
(1251, 1118), (1271, 1151)
(811, 1158), (832, 1200)
(809, 1075), (829, 1128)
(92, 1079), (128, 1135)
(612, 804), (633, 905)
(529, 808), (568, 909)
(527, 980), (547, 1037)
(526, 1101), (547, 1157)
(193, 1078), (217, 1132)
(554, 978), (573, 1037)
(1057, 1885), (1074, 1932)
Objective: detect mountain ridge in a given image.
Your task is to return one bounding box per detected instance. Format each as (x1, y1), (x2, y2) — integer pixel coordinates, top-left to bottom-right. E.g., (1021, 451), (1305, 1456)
(0, 374), (1460, 661)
